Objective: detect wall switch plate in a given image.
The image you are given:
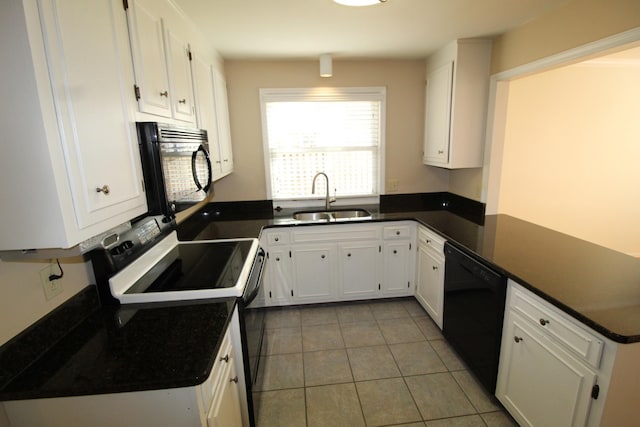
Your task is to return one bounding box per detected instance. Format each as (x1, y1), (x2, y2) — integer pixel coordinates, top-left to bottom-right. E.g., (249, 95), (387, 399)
(40, 264), (63, 301)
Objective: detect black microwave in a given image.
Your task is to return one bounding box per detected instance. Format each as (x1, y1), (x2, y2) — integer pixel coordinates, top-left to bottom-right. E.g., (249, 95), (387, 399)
(136, 122), (212, 220)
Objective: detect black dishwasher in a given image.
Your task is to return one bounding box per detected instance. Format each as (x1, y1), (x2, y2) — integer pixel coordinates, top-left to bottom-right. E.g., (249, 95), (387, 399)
(443, 242), (507, 393)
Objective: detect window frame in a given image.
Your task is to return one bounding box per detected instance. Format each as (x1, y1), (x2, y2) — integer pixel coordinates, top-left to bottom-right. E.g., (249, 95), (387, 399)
(259, 87), (386, 208)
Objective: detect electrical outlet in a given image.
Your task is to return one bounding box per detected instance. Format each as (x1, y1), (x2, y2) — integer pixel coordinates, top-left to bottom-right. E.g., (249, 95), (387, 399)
(40, 264), (63, 301)
(387, 179), (399, 192)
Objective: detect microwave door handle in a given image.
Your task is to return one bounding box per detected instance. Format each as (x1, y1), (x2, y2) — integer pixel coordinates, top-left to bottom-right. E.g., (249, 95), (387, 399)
(191, 144), (212, 192)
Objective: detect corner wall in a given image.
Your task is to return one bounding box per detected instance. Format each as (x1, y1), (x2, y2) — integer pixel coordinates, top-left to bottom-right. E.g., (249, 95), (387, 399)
(490, 0), (640, 74)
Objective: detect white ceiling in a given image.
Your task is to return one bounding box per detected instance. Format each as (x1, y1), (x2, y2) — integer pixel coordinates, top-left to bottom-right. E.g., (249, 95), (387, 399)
(172, 0), (571, 60)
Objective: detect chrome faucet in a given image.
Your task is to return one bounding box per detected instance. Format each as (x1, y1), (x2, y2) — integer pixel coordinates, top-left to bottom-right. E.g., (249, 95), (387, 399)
(311, 172), (335, 211)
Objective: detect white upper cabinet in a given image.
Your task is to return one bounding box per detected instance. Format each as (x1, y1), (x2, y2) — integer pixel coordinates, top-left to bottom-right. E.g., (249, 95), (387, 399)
(212, 70), (234, 177)
(126, 0), (171, 117)
(192, 55), (234, 181)
(423, 39), (492, 169)
(0, 0), (147, 251)
(126, 0), (195, 124)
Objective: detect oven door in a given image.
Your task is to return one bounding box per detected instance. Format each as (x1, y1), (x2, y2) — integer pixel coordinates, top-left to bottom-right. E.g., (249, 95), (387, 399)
(238, 247), (266, 427)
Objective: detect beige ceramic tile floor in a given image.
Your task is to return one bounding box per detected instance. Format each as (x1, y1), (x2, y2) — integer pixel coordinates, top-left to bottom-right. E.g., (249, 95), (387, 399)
(253, 298), (519, 427)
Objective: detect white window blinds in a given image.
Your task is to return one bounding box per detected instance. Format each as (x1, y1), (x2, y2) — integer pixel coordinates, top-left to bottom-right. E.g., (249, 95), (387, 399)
(260, 88), (385, 202)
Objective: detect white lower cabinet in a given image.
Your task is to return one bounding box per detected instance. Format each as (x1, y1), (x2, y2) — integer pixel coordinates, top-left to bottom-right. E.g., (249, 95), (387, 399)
(415, 244), (444, 328)
(260, 222), (416, 306)
(339, 241), (382, 299)
(291, 244), (336, 302)
(414, 226), (446, 328)
(382, 241), (413, 296)
(4, 309), (247, 427)
(497, 281), (612, 427)
(498, 311), (596, 427)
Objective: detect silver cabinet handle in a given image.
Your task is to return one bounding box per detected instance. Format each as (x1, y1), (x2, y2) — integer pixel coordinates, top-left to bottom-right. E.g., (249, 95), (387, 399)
(219, 354), (229, 363)
(539, 318), (550, 326)
(160, 91), (168, 97)
(514, 336), (523, 343)
(230, 376), (239, 383)
(96, 185), (110, 195)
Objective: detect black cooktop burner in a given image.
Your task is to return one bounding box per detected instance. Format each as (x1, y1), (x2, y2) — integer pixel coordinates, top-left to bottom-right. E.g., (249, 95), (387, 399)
(125, 240), (254, 295)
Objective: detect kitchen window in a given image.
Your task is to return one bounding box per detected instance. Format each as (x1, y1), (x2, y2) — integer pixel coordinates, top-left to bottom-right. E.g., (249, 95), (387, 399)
(260, 87), (385, 206)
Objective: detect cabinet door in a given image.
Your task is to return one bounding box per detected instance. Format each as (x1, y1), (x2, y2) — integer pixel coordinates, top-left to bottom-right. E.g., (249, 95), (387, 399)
(212, 70), (234, 176)
(207, 356), (243, 427)
(192, 56), (223, 180)
(164, 28), (195, 123)
(382, 241), (412, 296)
(291, 244), (335, 303)
(39, 0), (147, 229)
(415, 246), (444, 329)
(126, 0), (171, 117)
(265, 248), (292, 306)
(339, 241), (381, 300)
(497, 312), (597, 427)
(423, 61), (453, 165)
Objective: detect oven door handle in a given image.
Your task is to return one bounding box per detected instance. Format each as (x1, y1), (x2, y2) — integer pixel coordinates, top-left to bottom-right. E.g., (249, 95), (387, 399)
(244, 248), (266, 305)
(191, 144), (212, 193)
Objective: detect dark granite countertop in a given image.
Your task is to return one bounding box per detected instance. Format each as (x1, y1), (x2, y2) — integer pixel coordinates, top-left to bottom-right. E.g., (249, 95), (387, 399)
(179, 198), (640, 344)
(0, 288), (236, 401)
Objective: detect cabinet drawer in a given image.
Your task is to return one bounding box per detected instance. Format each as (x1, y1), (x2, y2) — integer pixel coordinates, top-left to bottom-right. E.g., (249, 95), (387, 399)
(200, 329), (233, 413)
(293, 224), (380, 243)
(265, 231), (289, 245)
(418, 226), (445, 254)
(510, 286), (603, 368)
(383, 225), (411, 240)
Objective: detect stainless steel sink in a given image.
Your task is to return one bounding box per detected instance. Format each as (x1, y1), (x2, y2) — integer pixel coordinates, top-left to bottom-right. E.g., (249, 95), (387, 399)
(331, 209), (371, 219)
(292, 211), (332, 221)
(292, 209), (371, 222)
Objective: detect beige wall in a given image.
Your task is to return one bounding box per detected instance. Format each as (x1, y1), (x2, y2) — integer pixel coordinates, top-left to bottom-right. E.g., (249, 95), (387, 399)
(0, 258), (93, 346)
(491, 0), (640, 74)
(496, 58), (640, 255)
(211, 59), (449, 202)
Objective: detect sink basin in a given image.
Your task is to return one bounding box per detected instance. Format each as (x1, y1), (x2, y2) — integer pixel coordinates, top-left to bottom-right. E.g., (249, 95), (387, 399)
(293, 211), (332, 221)
(292, 209), (371, 222)
(330, 209), (371, 219)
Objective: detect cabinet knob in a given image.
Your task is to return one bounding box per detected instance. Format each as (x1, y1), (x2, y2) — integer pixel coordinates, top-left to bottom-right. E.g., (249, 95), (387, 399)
(219, 354), (229, 363)
(95, 185), (110, 195)
(274, 237), (279, 242)
(347, 253), (351, 257)
(216, 160), (222, 164)
(230, 376), (239, 383)
(275, 257), (280, 262)
(539, 318), (550, 326)
(514, 336), (523, 343)
(178, 98), (187, 104)
(224, 159), (229, 162)
(160, 90), (168, 97)
(396, 231), (400, 235)
(438, 150), (444, 154)
(426, 239), (431, 244)
(321, 254), (326, 259)
(432, 265), (438, 270)
(393, 250), (397, 254)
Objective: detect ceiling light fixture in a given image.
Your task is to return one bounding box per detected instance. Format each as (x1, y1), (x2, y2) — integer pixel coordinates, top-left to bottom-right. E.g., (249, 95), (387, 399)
(320, 54), (332, 77)
(333, 0), (386, 6)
